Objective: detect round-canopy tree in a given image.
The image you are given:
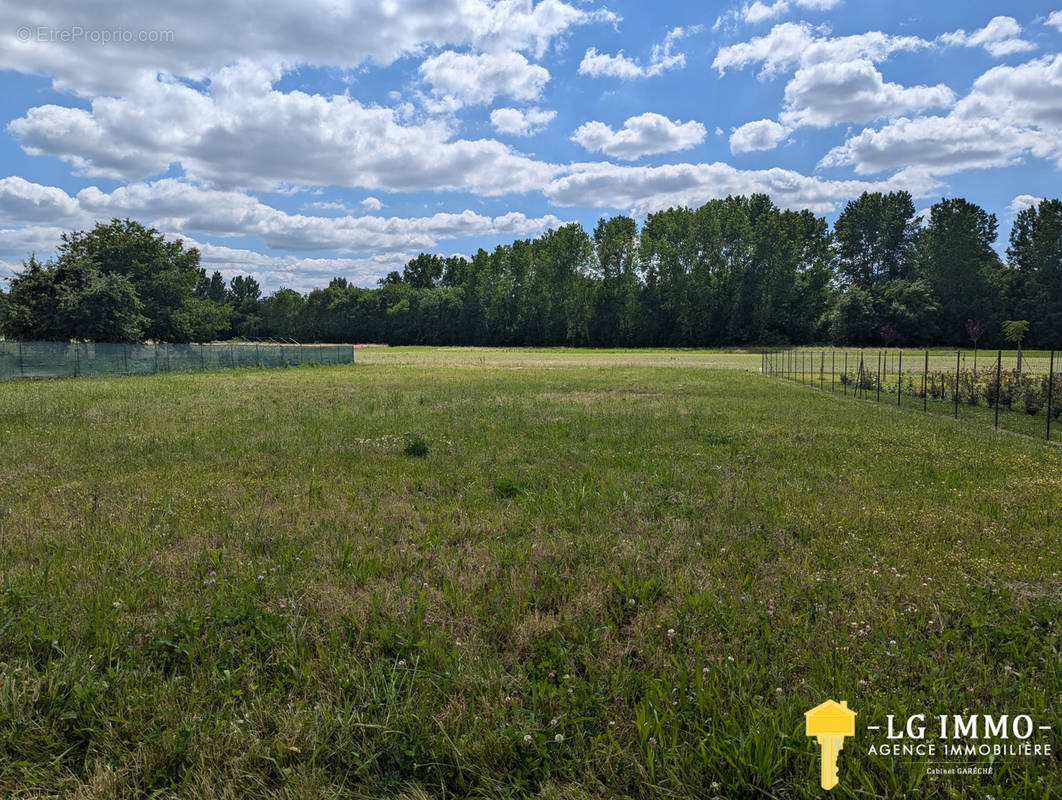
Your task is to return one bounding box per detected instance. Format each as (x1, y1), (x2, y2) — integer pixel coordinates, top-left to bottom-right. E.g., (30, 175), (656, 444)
(2, 219), (229, 342)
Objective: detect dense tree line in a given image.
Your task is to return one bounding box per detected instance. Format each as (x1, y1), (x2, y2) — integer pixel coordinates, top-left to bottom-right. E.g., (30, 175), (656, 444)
(2, 194), (1060, 348)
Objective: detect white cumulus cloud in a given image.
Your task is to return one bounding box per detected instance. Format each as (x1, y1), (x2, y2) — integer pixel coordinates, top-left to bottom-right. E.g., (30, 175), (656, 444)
(571, 113), (707, 160)
(8, 61), (559, 195)
(490, 107), (557, 136)
(779, 59), (954, 128)
(940, 16), (1036, 58)
(578, 26), (701, 79)
(716, 24), (952, 150)
(0, 0), (618, 96)
(713, 23), (931, 78)
(741, 0), (843, 25)
(0, 176), (86, 225)
(821, 53), (1062, 176)
(419, 50), (550, 108)
(544, 160), (937, 216)
(1008, 194), (1045, 213)
(0, 177), (568, 259)
(730, 119), (790, 153)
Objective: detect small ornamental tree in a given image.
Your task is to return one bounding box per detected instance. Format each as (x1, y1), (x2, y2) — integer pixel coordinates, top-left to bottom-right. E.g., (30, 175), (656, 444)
(965, 318), (984, 371)
(1001, 319), (1030, 376)
(880, 322), (899, 348)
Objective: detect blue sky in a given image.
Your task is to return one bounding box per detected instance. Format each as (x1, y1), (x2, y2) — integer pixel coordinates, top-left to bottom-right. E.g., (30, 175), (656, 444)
(1, 0), (1060, 290)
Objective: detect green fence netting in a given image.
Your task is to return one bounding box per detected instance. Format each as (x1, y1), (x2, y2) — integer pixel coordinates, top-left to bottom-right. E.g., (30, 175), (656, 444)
(0, 341), (354, 381)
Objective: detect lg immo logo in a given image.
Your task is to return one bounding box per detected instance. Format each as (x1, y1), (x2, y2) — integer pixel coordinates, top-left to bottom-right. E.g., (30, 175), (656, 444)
(805, 700), (856, 790)
(804, 700), (1055, 791)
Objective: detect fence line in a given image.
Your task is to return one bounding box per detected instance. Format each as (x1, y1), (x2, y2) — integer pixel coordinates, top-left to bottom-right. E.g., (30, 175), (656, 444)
(763, 348), (1060, 443)
(0, 341), (355, 382)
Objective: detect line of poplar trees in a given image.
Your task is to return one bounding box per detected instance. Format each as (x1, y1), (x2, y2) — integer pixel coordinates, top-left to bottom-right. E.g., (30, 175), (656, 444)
(2, 191), (1060, 348)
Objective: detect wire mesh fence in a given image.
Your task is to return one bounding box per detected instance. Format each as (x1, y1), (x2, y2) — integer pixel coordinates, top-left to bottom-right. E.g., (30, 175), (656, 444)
(0, 341), (355, 382)
(763, 348), (1060, 443)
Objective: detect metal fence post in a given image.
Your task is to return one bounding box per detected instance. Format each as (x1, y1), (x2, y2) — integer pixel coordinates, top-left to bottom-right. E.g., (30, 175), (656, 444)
(73, 342), (80, 378)
(876, 351), (881, 402)
(18, 341), (24, 379)
(954, 350), (960, 418)
(831, 351), (835, 392)
(154, 343), (159, 374)
(994, 350), (1002, 429)
(1047, 350), (1055, 442)
(923, 350), (929, 411)
(897, 351), (902, 406)
(843, 352), (848, 395)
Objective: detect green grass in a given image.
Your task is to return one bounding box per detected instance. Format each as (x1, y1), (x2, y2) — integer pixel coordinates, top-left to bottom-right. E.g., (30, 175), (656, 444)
(0, 349), (1060, 799)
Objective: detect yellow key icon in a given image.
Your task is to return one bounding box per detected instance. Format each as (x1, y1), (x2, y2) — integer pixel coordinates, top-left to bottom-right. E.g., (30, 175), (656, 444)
(805, 700), (856, 790)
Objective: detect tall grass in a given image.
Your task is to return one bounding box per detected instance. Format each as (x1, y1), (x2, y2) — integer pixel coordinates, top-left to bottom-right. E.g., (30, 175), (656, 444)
(0, 350), (1059, 798)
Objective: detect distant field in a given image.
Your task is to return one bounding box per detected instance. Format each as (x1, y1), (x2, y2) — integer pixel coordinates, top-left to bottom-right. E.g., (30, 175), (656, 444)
(353, 346), (765, 371)
(0, 350), (1059, 799)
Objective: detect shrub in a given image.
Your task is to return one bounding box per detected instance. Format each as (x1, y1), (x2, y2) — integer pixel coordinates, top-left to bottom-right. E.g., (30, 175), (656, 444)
(1021, 376), (1047, 416)
(928, 373), (946, 400)
(403, 433), (429, 457)
(960, 371), (980, 405)
(983, 371), (1016, 409)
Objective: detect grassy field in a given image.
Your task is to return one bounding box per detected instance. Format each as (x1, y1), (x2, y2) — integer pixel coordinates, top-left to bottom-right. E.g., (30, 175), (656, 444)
(0, 348), (1060, 799)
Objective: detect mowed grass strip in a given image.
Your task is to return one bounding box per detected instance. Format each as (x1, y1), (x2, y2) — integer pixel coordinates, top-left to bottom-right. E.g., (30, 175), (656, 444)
(0, 352), (1059, 799)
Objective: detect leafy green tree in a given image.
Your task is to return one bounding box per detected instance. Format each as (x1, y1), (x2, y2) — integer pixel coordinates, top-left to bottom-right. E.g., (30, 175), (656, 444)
(3, 255), (146, 342)
(440, 255), (472, 288)
(916, 198), (1005, 346)
(402, 253), (446, 289)
(639, 206), (697, 345)
(1001, 319), (1030, 375)
(260, 288), (306, 340)
(55, 219), (205, 341)
(1007, 199), (1062, 347)
(196, 270), (230, 303)
(229, 275), (263, 337)
(785, 209), (835, 343)
(172, 298), (231, 342)
(834, 191), (917, 288)
(828, 286), (877, 345)
(878, 279), (939, 346)
(527, 225), (592, 345)
(591, 215), (642, 345)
